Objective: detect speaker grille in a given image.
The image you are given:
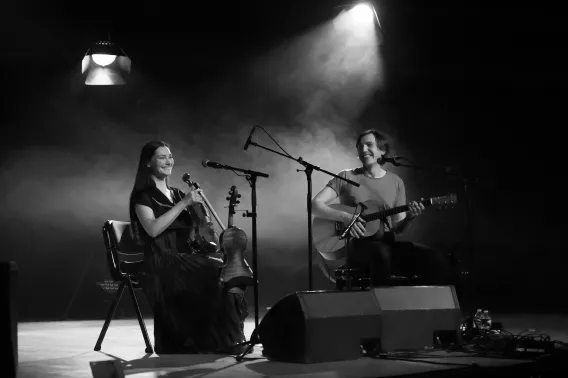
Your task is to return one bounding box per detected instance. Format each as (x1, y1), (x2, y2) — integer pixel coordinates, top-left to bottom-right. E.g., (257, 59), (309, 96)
(373, 286), (459, 311)
(298, 290), (379, 317)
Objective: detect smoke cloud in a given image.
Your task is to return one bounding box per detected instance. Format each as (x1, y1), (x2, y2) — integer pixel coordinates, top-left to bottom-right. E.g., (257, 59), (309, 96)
(0, 10), (386, 315)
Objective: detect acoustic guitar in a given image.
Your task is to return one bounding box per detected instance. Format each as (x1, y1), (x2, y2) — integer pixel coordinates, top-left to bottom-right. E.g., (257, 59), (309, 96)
(313, 194), (457, 261)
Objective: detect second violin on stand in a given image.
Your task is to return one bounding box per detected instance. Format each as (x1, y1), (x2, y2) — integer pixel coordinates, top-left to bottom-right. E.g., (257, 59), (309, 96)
(219, 186), (254, 289)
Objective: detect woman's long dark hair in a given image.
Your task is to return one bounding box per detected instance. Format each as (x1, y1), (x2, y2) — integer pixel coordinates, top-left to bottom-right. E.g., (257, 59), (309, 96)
(129, 140), (170, 243)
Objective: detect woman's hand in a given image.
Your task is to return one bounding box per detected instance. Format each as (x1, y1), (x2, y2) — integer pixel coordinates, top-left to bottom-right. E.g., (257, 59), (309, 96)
(182, 188), (204, 207)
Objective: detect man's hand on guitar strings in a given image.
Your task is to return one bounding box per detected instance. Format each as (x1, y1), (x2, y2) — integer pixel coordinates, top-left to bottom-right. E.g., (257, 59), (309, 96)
(342, 212), (366, 239)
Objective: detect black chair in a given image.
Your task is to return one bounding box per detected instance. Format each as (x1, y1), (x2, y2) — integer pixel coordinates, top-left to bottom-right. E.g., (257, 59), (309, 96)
(94, 220), (153, 353)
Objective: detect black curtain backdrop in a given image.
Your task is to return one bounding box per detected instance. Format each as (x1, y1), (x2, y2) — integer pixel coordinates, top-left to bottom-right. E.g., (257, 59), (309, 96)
(1, 0), (563, 320)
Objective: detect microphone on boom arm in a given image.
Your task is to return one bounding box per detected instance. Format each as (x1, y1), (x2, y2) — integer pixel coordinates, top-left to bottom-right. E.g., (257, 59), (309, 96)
(201, 160), (226, 169)
(243, 126), (257, 151)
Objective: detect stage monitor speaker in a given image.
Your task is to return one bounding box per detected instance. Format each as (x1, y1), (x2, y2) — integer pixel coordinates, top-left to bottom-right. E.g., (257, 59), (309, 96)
(371, 285), (462, 352)
(258, 286), (462, 363)
(1, 261), (18, 378)
(258, 290), (381, 363)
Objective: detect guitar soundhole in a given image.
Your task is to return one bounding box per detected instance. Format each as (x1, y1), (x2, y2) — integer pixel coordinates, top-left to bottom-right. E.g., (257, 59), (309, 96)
(334, 221), (343, 236)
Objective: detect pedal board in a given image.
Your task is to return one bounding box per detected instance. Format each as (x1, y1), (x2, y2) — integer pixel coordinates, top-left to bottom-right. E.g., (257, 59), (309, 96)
(511, 340), (554, 355)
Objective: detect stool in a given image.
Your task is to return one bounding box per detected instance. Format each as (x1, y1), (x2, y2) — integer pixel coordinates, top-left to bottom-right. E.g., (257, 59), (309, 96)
(334, 264), (419, 290)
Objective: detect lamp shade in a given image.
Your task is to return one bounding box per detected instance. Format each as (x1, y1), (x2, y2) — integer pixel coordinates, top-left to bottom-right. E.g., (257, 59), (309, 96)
(81, 41), (131, 85)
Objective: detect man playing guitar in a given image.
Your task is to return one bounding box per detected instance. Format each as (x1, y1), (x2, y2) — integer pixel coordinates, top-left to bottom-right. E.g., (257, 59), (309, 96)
(312, 129), (453, 287)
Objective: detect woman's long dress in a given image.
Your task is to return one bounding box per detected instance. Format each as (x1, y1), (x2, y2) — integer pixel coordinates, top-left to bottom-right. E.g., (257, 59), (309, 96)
(134, 186), (247, 354)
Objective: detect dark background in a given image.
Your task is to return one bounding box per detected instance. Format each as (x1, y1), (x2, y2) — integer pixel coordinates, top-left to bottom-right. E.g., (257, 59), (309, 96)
(1, 0), (564, 321)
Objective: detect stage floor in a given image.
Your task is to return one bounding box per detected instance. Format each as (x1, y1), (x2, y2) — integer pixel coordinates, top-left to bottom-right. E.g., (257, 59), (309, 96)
(16, 312), (568, 378)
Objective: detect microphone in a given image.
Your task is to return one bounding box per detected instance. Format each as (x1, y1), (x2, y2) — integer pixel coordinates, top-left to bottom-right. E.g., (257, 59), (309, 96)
(201, 159), (270, 178)
(243, 126), (256, 151)
(381, 156), (402, 164)
(201, 160), (225, 169)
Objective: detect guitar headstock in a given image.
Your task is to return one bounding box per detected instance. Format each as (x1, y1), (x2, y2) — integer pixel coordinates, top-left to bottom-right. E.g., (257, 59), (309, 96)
(226, 185), (241, 215)
(430, 194), (458, 209)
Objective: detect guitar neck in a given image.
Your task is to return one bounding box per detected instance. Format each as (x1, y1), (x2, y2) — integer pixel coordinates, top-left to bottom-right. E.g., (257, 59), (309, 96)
(362, 198), (431, 222)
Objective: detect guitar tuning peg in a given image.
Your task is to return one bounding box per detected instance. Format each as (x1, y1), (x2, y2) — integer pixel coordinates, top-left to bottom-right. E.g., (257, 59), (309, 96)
(237, 194), (242, 198)
(226, 197), (230, 201)
(236, 200), (240, 204)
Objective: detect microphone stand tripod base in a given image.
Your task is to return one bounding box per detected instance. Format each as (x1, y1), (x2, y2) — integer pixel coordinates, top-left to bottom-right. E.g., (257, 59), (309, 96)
(236, 329), (258, 362)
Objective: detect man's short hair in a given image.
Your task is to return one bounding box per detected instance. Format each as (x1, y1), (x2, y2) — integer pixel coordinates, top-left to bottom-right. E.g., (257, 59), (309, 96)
(356, 129), (390, 156)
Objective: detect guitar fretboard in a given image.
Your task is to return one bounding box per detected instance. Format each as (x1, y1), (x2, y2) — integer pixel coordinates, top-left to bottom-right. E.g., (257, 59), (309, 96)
(361, 199), (431, 222)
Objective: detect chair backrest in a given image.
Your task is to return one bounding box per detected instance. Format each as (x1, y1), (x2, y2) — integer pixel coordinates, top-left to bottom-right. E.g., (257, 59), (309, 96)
(102, 220), (145, 281)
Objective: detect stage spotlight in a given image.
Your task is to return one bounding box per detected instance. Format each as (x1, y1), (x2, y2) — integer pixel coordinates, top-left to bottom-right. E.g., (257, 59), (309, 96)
(81, 41), (131, 85)
(91, 54), (116, 67)
(351, 3), (375, 24)
(335, 1), (384, 44)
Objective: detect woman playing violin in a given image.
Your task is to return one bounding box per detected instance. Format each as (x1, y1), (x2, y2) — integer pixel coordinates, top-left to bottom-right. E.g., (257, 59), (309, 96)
(129, 141), (248, 354)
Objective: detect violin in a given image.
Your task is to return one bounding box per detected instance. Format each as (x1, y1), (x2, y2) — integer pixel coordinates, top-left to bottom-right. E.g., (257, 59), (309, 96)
(181, 173), (222, 256)
(219, 186), (254, 288)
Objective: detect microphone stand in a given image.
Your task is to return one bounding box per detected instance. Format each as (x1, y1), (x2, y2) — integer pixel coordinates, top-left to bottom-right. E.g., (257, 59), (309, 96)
(245, 140), (359, 291)
(204, 163), (269, 361)
(389, 159), (478, 330)
(243, 171), (263, 333)
(234, 170), (261, 361)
